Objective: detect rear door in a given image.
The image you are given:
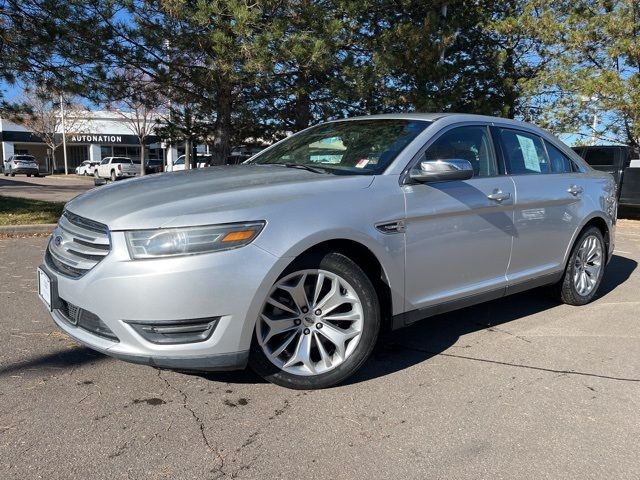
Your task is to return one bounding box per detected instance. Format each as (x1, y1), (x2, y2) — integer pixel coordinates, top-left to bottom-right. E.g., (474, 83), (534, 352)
(403, 123), (515, 313)
(497, 127), (584, 285)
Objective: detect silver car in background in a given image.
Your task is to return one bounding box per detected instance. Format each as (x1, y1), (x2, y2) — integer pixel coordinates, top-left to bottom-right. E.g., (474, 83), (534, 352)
(37, 113), (617, 389)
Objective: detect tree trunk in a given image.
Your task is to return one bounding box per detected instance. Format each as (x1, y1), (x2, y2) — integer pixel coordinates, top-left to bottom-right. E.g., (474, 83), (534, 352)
(294, 72), (312, 131)
(51, 147), (57, 173)
(139, 139), (146, 176)
(212, 83), (232, 165)
(184, 138), (191, 170)
(502, 45), (518, 119)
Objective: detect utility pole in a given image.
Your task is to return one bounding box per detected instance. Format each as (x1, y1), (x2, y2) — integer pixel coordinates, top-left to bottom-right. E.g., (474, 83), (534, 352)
(59, 95), (69, 175)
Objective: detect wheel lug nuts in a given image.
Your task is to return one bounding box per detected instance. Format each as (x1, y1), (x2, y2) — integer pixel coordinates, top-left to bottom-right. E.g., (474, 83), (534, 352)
(294, 319), (301, 326)
(303, 328), (310, 335)
(314, 309), (322, 315)
(301, 306), (308, 313)
(316, 323), (323, 329)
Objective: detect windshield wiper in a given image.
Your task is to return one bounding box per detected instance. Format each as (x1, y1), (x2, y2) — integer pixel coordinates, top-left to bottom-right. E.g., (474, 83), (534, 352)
(282, 163), (330, 174)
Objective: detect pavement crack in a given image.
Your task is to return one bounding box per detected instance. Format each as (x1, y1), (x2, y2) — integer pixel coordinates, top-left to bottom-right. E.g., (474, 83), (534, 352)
(475, 322), (532, 344)
(156, 369), (226, 473)
(400, 346), (640, 383)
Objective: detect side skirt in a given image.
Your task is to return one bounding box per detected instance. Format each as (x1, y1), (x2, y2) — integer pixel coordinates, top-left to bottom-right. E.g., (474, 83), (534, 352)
(392, 271), (563, 330)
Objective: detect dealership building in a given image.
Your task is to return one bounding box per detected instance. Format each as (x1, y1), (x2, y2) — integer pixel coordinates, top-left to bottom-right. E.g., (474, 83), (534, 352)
(0, 110), (178, 172)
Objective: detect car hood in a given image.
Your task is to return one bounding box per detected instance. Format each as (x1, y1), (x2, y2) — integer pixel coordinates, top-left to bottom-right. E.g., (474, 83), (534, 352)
(65, 165), (374, 230)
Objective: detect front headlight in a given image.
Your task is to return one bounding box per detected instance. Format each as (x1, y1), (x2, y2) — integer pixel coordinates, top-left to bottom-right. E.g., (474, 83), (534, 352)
(125, 221), (265, 259)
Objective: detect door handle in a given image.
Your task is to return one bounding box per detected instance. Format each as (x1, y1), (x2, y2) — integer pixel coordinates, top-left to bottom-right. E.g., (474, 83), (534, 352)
(567, 185), (583, 196)
(487, 191), (511, 203)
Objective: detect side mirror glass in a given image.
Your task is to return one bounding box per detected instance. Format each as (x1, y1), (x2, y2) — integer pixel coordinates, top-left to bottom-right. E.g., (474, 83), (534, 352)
(409, 158), (474, 183)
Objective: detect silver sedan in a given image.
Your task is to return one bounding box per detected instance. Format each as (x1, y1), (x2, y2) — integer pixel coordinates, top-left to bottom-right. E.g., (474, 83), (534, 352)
(37, 113), (617, 389)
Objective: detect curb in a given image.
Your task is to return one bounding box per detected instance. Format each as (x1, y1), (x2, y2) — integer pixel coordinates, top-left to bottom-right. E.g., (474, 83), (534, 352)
(0, 223), (56, 235)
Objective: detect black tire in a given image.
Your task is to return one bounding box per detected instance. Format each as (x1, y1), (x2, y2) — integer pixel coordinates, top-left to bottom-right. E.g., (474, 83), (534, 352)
(26, 174), (31, 177)
(10, 173), (15, 177)
(110, 170), (116, 182)
(554, 226), (606, 306)
(249, 251), (381, 389)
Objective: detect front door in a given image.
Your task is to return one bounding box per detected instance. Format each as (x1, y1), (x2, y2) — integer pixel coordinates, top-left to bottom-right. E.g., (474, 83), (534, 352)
(403, 124), (515, 314)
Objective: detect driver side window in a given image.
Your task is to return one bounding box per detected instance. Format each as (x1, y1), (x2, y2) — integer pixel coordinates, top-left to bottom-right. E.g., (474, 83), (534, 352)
(424, 126), (497, 177)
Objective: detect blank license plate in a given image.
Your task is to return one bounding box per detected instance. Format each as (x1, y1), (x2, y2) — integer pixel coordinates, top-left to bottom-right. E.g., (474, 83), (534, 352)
(38, 268), (52, 310)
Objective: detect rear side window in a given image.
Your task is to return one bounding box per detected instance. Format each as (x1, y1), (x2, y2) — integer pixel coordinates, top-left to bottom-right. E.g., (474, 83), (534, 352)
(545, 141), (574, 173)
(424, 125), (497, 177)
(584, 147), (616, 166)
(499, 128), (550, 174)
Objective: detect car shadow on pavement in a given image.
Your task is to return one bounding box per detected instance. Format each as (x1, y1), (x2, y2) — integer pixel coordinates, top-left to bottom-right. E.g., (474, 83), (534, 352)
(345, 254), (637, 386)
(195, 254), (637, 387)
(7, 256), (633, 385)
(0, 346), (107, 377)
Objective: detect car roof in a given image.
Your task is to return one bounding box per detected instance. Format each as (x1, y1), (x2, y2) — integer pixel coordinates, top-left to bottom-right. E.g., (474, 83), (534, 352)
(340, 112), (542, 129)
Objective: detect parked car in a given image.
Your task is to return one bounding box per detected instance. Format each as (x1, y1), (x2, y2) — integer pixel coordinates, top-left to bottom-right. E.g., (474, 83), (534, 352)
(75, 160), (100, 176)
(572, 145), (640, 209)
(3, 154), (40, 177)
(133, 158), (164, 175)
(171, 153), (212, 171)
(38, 113), (617, 389)
(95, 156), (138, 181)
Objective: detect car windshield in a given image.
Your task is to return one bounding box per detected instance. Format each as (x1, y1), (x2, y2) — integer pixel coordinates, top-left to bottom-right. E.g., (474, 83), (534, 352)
(14, 155), (35, 161)
(249, 119), (430, 175)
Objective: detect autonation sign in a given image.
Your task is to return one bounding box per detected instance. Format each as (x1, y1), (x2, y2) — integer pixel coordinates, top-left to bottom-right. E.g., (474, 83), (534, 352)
(69, 134), (123, 143)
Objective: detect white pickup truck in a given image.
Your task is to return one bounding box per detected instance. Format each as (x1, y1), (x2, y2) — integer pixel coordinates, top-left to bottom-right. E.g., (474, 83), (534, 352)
(95, 157), (138, 181)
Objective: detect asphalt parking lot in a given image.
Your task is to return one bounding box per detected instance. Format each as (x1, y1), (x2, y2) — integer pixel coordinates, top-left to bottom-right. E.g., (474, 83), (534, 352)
(1, 221), (639, 480)
(0, 175), (94, 203)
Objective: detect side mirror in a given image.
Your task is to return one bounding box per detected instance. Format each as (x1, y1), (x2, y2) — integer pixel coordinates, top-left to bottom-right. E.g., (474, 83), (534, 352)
(409, 158), (474, 183)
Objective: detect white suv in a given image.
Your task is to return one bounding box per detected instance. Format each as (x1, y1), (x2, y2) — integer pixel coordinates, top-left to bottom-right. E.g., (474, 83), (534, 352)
(3, 154), (40, 177)
(75, 160), (100, 176)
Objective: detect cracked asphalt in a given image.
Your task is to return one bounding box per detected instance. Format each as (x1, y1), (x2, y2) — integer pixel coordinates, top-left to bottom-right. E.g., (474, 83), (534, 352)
(1, 220), (640, 479)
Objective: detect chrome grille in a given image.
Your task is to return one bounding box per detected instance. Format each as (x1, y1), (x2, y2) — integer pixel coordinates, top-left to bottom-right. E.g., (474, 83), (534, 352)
(46, 211), (111, 278)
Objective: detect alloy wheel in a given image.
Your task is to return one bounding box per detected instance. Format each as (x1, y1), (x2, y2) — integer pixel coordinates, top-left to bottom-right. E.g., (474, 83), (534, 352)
(573, 234), (603, 296)
(256, 269), (364, 376)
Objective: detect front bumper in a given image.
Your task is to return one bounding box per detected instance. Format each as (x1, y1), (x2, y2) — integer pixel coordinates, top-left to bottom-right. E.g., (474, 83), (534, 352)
(41, 233), (290, 371)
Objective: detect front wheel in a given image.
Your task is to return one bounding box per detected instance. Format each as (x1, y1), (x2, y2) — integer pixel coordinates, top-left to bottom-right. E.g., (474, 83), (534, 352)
(555, 226), (606, 305)
(249, 251), (380, 389)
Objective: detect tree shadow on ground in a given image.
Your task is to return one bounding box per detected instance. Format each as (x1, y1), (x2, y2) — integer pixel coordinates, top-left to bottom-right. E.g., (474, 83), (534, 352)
(0, 346), (106, 377)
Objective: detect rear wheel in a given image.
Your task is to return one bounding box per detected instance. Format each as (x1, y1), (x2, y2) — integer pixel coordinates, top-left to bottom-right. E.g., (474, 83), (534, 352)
(110, 170), (116, 182)
(555, 226), (605, 305)
(249, 251), (380, 389)
(26, 174), (31, 177)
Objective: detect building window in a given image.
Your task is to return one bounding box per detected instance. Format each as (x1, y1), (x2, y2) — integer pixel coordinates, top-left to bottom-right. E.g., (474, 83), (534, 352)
(67, 146), (89, 169)
(101, 146), (113, 158)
